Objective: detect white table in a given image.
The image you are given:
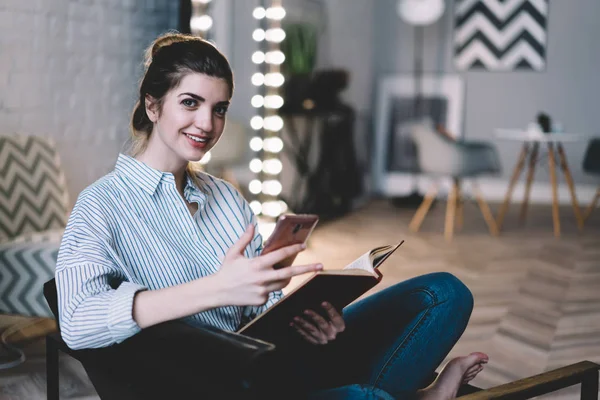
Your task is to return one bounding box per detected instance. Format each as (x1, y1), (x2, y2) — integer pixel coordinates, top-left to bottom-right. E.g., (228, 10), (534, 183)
(495, 129), (586, 238)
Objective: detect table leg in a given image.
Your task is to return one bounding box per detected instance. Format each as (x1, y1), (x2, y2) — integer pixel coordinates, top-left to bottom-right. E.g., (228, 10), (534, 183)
(456, 178), (463, 232)
(519, 143), (539, 225)
(444, 180), (458, 241)
(497, 143), (529, 231)
(547, 143), (561, 238)
(557, 144), (584, 231)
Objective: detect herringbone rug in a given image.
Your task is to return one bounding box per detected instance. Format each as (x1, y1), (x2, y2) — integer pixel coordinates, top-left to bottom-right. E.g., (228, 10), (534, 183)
(1, 199), (598, 399)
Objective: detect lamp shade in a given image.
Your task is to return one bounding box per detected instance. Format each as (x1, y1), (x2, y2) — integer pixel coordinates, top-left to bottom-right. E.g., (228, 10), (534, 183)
(397, 0), (445, 26)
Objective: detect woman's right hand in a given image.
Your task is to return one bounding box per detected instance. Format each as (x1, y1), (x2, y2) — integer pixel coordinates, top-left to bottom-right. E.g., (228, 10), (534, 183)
(214, 224), (322, 306)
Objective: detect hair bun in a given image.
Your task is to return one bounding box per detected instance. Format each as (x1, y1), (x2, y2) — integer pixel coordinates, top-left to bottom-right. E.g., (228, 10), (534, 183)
(144, 31), (194, 68)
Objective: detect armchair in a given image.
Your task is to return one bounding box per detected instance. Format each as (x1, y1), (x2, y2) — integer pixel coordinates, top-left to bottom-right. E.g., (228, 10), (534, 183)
(42, 278), (276, 400)
(408, 121), (501, 240)
(42, 277), (599, 399)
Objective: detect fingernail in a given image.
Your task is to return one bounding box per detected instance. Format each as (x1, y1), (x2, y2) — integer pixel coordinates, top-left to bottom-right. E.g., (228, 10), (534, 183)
(301, 243), (307, 249)
(322, 302), (329, 307)
(316, 263), (323, 270)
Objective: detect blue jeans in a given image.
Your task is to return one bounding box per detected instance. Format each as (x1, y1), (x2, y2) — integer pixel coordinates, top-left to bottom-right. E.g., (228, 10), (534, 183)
(258, 272), (474, 399)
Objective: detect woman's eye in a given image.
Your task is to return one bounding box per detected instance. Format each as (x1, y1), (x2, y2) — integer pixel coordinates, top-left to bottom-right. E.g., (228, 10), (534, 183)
(214, 106), (228, 116)
(182, 99), (197, 107)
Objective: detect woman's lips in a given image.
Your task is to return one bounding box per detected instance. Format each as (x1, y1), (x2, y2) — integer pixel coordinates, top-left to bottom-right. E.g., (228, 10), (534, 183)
(183, 132), (210, 148)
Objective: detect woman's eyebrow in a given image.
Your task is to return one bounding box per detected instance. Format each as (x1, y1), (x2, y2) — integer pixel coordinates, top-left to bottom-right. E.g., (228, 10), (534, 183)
(179, 92), (230, 106)
(179, 92), (204, 101)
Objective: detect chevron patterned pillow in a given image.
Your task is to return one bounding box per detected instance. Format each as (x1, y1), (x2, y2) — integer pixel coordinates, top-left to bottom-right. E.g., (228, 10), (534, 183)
(0, 229), (64, 317)
(0, 136), (70, 243)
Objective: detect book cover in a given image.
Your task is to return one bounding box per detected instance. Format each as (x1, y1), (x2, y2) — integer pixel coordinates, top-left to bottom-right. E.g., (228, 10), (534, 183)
(238, 241), (403, 345)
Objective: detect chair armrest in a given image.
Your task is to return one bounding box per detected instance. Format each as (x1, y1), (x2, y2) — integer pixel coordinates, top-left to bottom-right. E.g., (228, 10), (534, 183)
(457, 361), (600, 400)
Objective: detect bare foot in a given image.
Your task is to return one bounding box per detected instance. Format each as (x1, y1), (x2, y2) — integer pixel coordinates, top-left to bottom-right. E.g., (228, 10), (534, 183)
(417, 352), (489, 400)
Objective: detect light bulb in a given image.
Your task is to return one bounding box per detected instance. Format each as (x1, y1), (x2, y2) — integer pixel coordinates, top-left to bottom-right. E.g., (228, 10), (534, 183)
(249, 200), (262, 215)
(262, 180), (282, 196)
(265, 6), (286, 20)
(251, 73), (265, 86)
(249, 158), (263, 173)
(253, 7), (266, 19)
(249, 136), (263, 151)
(265, 28), (286, 43)
(251, 95), (264, 108)
(252, 51), (265, 64)
(264, 95), (284, 109)
(265, 51), (285, 65)
(250, 116), (264, 130)
(264, 73), (284, 87)
(264, 116), (284, 132)
(263, 137), (284, 153)
(252, 29), (265, 42)
(262, 158), (282, 175)
(249, 179), (262, 194)
(190, 15), (213, 32)
(262, 201), (283, 218)
(278, 200), (288, 214)
(397, 0), (445, 26)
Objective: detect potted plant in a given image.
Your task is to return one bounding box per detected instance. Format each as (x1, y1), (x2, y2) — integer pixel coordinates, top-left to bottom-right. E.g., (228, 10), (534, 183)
(280, 22), (318, 113)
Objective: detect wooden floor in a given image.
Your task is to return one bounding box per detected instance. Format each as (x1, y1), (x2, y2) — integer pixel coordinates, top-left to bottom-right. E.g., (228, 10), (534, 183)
(1, 199), (599, 399)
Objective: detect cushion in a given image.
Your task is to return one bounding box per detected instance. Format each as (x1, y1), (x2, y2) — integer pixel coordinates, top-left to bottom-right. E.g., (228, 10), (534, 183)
(0, 136), (69, 243)
(0, 229), (64, 317)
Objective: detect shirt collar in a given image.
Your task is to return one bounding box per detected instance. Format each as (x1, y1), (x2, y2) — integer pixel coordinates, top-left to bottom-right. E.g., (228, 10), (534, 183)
(184, 172), (208, 202)
(115, 154), (209, 199)
(115, 154), (167, 196)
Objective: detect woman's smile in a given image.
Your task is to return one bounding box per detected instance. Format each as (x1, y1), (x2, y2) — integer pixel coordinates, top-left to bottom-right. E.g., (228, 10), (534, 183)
(183, 132), (211, 149)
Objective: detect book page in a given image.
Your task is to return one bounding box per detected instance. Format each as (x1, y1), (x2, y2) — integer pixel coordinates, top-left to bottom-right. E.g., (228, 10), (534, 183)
(343, 242), (403, 276)
(343, 251), (376, 275)
(371, 242), (403, 269)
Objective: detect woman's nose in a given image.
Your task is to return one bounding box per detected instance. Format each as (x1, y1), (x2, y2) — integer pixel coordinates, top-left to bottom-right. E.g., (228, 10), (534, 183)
(195, 109), (213, 132)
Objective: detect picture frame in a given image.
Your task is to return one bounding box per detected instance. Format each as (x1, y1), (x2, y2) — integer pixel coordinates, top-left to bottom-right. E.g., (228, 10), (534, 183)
(371, 74), (465, 196)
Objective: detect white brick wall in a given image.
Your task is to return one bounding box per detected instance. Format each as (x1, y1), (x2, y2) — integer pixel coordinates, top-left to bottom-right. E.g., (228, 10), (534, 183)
(0, 0), (178, 205)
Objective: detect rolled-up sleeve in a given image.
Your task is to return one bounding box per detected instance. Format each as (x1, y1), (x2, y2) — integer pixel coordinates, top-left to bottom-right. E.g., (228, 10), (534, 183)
(56, 192), (146, 350)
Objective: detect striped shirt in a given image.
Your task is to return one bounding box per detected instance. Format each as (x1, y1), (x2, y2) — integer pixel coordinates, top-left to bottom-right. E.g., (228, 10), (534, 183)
(55, 154), (282, 350)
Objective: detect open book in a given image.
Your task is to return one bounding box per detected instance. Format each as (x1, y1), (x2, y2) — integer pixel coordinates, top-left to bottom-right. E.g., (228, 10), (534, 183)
(238, 241), (404, 345)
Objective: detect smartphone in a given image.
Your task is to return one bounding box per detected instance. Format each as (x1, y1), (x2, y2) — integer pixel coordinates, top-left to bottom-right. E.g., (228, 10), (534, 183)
(261, 214), (319, 269)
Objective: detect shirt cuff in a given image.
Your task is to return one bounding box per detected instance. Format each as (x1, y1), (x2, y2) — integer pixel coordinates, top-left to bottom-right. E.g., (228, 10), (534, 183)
(107, 282), (147, 344)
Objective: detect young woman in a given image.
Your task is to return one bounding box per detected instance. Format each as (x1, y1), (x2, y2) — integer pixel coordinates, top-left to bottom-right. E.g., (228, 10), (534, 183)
(56, 32), (488, 399)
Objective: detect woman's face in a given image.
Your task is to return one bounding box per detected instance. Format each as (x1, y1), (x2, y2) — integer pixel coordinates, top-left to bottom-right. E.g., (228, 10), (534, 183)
(145, 72), (231, 166)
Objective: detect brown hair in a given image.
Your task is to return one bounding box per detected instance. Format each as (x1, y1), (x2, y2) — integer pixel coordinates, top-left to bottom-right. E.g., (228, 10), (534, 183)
(128, 32), (234, 185)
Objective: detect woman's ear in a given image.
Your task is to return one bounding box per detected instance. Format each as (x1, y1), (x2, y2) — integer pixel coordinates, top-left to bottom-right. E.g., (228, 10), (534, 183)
(145, 95), (159, 122)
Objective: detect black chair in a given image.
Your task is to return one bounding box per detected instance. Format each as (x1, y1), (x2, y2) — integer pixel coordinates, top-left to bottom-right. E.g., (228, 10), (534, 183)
(42, 279), (276, 399)
(43, 279), (599, 399)
(583, 138), (600, 222)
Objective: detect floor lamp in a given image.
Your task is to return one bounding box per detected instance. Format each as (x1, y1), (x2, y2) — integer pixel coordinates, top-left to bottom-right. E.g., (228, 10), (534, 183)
(391, 0), (446, 208)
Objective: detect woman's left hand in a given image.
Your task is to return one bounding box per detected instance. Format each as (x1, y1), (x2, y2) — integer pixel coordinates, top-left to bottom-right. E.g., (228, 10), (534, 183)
(291, 302), (345, 345)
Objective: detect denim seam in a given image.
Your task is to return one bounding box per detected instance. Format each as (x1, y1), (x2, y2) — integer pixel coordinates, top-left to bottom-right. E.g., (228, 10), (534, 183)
(373, 287), (439, 388)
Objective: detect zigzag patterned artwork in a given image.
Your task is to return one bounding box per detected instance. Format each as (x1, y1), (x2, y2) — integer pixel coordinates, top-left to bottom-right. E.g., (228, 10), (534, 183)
(0, 136), (69, 242)
(454, 0), (549, 71)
